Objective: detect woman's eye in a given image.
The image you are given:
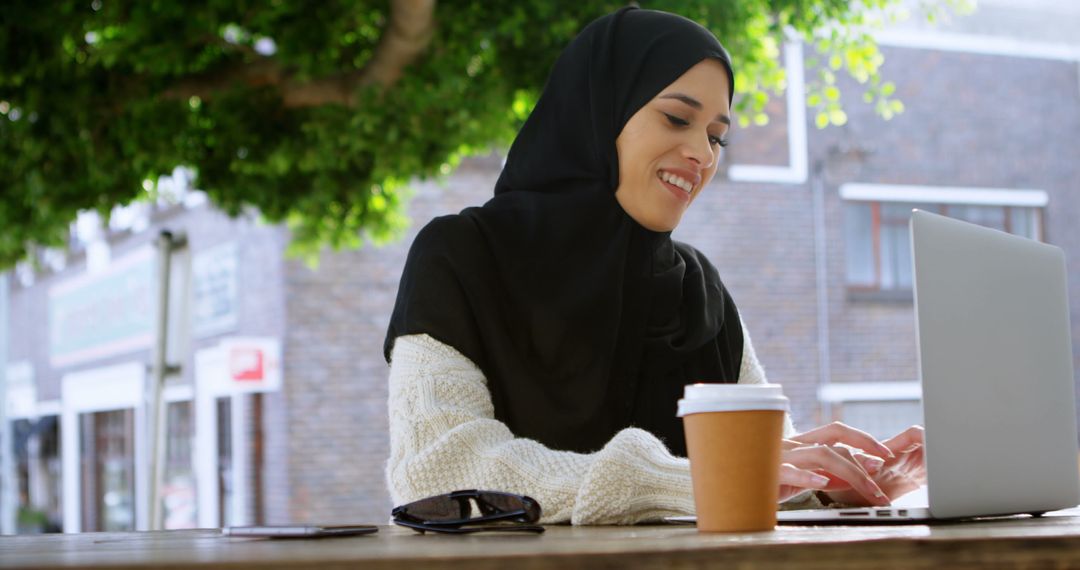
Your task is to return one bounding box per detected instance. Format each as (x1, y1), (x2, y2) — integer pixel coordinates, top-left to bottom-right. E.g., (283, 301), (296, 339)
(665, 111), (725, 146)
(664, 113), (689, 127)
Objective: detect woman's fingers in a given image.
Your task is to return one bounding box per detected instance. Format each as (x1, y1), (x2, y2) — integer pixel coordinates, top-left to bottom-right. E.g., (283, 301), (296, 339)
(853, 450), (886, 475)
(779, 463), (831, 490)
(792, 422), (895, 460)
(884, 425), (925, 454)
(820, 441), (884, 476)
(783, 445), (890, 506)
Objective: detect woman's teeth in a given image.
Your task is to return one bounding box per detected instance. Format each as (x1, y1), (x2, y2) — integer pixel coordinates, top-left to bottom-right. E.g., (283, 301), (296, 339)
(659, 171), (693, 193)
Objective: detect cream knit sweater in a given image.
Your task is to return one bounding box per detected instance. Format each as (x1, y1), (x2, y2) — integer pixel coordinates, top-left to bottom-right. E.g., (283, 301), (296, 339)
(386, 323), (798, 525)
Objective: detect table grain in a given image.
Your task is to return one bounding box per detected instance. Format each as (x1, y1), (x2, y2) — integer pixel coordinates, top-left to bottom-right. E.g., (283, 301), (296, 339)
(4, 509), (1080, 569)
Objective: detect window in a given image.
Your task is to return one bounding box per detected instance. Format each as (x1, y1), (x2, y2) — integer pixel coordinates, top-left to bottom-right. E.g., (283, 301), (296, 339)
(818, 382), (923, 440)
(79, 409), (136, 532)
(12, 416), (63, 534)
(163, 401), (197, 530)
(845, 202), (1042, 298)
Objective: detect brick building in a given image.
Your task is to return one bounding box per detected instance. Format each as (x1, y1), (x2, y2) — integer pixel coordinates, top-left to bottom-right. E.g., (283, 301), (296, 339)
(3, 1), (1079, 532)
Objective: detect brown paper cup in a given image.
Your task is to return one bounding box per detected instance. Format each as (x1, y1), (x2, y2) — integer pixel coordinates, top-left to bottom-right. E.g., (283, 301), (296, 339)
(678, 383), (788, 533)
(683, 409), (785, 532)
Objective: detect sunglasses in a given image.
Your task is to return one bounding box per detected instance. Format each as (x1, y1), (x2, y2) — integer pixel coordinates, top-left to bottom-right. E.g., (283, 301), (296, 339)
(391, 489), (545, 534)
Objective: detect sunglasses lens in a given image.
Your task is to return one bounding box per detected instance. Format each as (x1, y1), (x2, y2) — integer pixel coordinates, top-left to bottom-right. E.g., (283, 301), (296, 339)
(478, 492), (536, 520)
(403, 496), (463, 522)
(521, 496), (541, 521)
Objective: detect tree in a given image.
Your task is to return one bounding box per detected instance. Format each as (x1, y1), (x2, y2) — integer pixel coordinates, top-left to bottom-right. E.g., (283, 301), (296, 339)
(0, 0), (970, 270)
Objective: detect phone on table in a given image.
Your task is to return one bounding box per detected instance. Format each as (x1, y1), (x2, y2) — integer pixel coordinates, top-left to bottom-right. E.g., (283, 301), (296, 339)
(222, 524), (378, 538)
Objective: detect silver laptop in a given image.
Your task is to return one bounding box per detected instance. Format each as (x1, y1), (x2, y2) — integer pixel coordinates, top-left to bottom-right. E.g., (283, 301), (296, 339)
(776, 209), (1080, 523)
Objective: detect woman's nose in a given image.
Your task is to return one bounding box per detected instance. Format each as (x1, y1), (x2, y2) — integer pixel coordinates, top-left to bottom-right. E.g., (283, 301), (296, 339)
(683, 132), (715, 169)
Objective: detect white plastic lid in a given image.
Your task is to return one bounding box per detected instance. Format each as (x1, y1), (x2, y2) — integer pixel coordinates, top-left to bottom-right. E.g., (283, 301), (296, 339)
(676, 383), (789, 416)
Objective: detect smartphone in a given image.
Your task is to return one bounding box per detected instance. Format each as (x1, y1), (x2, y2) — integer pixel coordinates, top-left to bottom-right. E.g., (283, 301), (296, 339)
(222, 524), (378, 538)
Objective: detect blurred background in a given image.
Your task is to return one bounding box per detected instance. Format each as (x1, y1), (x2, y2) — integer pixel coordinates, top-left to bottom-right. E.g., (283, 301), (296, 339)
(1, 0), (1078, 533)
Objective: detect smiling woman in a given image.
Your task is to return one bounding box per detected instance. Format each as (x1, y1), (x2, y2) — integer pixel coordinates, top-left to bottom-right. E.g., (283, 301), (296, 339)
(382, 6), (924, 525)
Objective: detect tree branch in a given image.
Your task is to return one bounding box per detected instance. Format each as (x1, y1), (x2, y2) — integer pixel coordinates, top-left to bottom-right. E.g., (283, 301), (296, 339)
(160, 0), (436, 107)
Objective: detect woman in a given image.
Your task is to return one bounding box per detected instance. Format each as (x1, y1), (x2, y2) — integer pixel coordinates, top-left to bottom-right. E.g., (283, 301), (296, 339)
(384, 7), (925, 524)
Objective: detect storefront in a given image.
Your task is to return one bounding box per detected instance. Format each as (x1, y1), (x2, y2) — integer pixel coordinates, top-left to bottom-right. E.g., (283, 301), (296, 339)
(6, 362), (62, 534)
(3, 221), (277, 533)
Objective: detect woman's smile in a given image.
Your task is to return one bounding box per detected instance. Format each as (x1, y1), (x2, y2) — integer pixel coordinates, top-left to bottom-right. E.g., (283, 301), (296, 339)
(657, 170), (693, 202)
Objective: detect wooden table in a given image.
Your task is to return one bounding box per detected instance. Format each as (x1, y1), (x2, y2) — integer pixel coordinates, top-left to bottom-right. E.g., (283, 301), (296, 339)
(4, 509), (1080, 569)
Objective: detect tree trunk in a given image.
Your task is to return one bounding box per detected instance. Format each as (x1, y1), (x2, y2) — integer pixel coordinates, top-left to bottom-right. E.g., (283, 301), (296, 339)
(160, 0), (437, 108)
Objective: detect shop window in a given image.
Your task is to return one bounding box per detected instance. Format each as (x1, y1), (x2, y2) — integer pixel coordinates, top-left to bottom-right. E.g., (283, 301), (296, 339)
(163, 401), (197, 529)
(79, 409), (135, 532)
(844, 202), (1042, 300)
(13, 419), (32, 531)
(38, 418), (63, 533)
(216, 397), (234, 527)
(12, 417), (63, 534)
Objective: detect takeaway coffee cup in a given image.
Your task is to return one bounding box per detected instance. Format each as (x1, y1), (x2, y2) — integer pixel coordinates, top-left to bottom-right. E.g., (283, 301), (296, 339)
(677, 383), (789, 532)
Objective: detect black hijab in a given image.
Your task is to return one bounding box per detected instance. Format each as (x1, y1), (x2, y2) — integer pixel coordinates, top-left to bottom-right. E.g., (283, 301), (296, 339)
(384, 7), (743, 457)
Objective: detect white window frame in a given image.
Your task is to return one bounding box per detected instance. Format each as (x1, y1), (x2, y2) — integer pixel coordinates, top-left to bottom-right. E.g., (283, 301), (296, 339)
(839, 183), (1049, 208)
(874, 29), (1080, 63)
(727, 41), (809, 185)
(819, 381), (922, 404)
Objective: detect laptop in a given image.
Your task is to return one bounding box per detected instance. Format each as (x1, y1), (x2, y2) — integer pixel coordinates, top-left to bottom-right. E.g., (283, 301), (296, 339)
(780, 209), (1080, 523)
(675, 209), (1080, 524)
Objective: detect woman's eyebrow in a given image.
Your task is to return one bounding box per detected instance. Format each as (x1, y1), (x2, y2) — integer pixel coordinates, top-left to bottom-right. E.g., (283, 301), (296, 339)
(658, 92), (731, 125)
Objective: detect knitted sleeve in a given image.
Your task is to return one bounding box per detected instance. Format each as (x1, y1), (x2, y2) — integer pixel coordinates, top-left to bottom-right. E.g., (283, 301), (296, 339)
(386, 333), (693, 524)
(386, 326), (798, 525)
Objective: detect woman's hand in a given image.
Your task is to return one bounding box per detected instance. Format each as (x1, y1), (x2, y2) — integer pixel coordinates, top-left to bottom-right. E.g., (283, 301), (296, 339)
(777, 439), (890, 505)
(790, 422), (896, 467)
(818, 425), (926, 506)
(777, 422), (924, 506)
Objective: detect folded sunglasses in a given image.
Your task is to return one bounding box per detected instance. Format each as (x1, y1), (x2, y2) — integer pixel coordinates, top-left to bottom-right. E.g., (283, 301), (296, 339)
(391, 489), (544, 534)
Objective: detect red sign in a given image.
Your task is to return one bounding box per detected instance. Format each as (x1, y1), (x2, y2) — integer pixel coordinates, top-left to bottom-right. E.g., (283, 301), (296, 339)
(229, 347), (264, 382)
(217, 337), (281, 394)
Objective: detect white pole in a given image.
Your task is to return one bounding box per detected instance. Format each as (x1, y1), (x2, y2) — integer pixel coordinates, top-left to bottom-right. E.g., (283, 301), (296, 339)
(0, 273), (13, 534)
(147, 232), (172, 531)
(147, 231), (186, 531)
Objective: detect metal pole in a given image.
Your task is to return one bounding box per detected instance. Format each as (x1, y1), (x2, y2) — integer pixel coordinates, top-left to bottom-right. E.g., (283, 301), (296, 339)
(0, 273), (12, 534)
(811, 161), (834, 424)
(148, 232), (177, 531)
